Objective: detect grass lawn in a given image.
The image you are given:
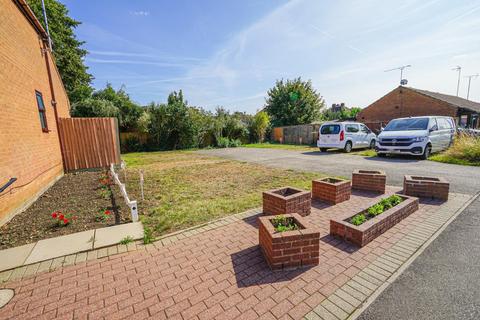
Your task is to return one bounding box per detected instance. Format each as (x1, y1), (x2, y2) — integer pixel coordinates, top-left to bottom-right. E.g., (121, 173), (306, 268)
(429, 153), (480, 166)
(242, 142), (318, 151)
(121, 151), (323, 238)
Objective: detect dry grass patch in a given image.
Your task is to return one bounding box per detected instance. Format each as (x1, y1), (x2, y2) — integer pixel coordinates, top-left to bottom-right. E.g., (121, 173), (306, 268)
(429, 134), (480, 166)
(121, 151), (322, 237)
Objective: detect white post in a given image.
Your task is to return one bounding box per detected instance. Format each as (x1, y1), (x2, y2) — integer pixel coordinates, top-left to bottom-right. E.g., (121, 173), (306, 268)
(139, 169), (144, 201)
(129, 200), (138, 222)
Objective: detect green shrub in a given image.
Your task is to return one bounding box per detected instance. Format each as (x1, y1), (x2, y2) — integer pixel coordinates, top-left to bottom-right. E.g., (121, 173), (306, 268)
(351, 214), (366, 226)
(271, 215), (299, 232)
(217, 137), (231, 148)
(367, 203), (384, 217)
(229, 139), (242, 147)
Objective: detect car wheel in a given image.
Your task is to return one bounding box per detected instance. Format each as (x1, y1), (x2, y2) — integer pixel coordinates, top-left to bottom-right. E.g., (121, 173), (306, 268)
(344, 142), (352, 153)
(319, 148), (328, 152)
(421, 144), (432, 160)
(369, 140), (376, 149)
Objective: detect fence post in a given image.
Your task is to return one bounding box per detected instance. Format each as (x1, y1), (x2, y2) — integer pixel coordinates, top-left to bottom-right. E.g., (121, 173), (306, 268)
(139, 170), (144, 201)
(129, 200), (138, 222)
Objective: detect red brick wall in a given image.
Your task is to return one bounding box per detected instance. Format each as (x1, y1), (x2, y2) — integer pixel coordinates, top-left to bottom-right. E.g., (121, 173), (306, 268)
(357, 87), (458, 130)
(0, 0), (70, 224)
(312, 178), (351, 204)
(352, 170), (386, 194)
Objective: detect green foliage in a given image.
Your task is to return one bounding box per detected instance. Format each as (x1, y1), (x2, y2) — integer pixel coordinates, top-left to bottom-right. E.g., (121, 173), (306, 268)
(143, 227), (154, 244)
(271, 215), (299, 233)
(367, 203), (385, 217)
(350, 214), (366, 226)
(366, 195), (404, 218)
(321, 107), (362, 121)
(70, 98), (119, 118)
(250, 111), (270, 142)
(265, 77), (324, 127)
(27, 0), (92, 103)
(429, 134), (480, 166)
(119, 236), (134, 245)
(92, 84), (143, 131)
(147, 90), (197, 150)
(121, 135), (145, 153)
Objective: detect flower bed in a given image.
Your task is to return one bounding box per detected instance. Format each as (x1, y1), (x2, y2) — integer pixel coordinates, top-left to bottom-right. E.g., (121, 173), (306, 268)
(312, 177), (351, 204)
(258, 213), (320, 270)
(262, 186), (311, 216)
(352, 169), (386, 193)
(403, 175), (449, 201)
(330, 194), (418, 247)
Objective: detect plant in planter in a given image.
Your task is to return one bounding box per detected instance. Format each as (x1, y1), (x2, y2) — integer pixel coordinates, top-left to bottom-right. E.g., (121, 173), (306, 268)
(95, 209), (112, 222)
(51, 211), (77, 227)
(330, 194), (418, 246)
(259, 213), (320, 270)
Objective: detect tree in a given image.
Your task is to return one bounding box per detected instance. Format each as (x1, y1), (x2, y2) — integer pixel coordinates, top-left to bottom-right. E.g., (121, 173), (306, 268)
(250, 111), (270, 142)
(27, 0), (93, 103)
(321, 106), (362, 121)
(70, 98), (119, 118)
(93, 84), (143, 131)
(147, 90), (197, 150)
(265, 78), (324, 127)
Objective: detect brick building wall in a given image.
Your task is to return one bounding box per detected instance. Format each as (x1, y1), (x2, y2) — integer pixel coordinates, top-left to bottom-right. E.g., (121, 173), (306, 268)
(357, 86), (458, 131)
(0, 0), (70, 224)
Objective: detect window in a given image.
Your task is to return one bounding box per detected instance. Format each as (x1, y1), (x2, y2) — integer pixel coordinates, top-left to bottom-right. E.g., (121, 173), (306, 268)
(320, 124), (340, 135)
(437, 118), (450, 130)
(345, 124), (359, 133)
(384, 118), (429, 131)
(36, 91), (48, 132)
(360, 125), (370, 133)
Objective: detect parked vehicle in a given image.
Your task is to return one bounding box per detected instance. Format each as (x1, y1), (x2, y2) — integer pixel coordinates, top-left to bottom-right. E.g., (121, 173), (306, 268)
(376, 116), (456, 159)
(317, 122), (377, 152)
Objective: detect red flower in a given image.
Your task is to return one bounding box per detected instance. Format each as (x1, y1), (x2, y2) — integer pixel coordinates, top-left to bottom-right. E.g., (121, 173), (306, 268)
(104, 210), (111, 215)
(52, 212), (57, 218)
(63, 218), (69, 224)
(59, 214), (64, 220)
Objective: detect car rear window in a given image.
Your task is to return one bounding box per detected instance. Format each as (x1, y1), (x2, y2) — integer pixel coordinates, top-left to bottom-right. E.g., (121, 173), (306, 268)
(321, 124), (341, 134)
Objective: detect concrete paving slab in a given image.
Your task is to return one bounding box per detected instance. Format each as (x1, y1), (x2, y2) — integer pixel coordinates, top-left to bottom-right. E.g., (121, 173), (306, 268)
(0, 243), (35, 272)
(93, 222), (144, 249)
(24, 230), (94, 265)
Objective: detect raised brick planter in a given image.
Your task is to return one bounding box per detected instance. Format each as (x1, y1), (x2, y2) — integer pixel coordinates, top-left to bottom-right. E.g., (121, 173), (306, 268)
(352, 170), (386, 193)
(262, 187), (311, 216)
(258, 213), (320, 270)
(330, 195), (418, 247)
(403, 175), (449, 201)
(312, 177), (351, 204)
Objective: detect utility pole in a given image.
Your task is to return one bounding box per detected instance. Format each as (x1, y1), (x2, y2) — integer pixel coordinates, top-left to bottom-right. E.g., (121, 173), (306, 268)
(452, 66), (461, 96)
(385, 65), (411, 85)
(465, 74), (479, 100)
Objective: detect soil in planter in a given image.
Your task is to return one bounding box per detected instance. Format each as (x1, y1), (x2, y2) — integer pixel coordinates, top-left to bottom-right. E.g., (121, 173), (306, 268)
(274, 187), (300, 197)
(321, 178), (343, 184)
(0, 170), (131, 250)
(348, 195), (404, 226)
(271, 216), (301, 233)
(358, 170), (381, 174)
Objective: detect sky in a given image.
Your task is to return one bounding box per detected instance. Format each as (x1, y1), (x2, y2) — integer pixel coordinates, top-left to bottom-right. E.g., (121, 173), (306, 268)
(63, 0), (480, 113)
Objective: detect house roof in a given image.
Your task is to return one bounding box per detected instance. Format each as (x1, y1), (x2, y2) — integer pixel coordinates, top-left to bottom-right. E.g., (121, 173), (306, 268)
(13, 0), (49, 41)
(407, 87), (480, 113)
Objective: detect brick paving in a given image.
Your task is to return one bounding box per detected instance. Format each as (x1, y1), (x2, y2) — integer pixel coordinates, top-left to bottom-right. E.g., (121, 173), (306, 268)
(0, 188), (472, 320)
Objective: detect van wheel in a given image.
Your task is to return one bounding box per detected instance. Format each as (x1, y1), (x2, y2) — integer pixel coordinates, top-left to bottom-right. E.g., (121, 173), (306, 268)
(369, 140), (376, 149)
(319, 148), (328, 152)
(344, 142), (352, 153)
(421, 144), (432, 160)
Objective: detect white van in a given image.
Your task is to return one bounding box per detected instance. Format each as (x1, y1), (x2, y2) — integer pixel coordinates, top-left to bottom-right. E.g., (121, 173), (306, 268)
(376, 116), (456, 159)
(317, 122), (377, 152)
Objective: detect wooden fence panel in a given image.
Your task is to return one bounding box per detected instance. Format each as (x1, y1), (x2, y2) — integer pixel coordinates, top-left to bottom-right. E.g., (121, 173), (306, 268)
(58, 118), (121, 171)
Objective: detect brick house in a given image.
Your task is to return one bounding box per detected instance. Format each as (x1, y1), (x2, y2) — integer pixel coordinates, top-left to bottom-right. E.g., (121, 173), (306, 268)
(0, 0), (70, 224)
(357, 86), (480, 132)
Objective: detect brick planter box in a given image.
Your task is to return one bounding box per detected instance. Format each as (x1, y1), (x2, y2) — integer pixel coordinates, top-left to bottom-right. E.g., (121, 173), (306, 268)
(403, 175), (449, 201)
(262, 187), (311, 217)
(258, 213), (320, 270)
(352, 170), (386, 193)
(330, 195), (419, 247)
(312, 177), (351, 204)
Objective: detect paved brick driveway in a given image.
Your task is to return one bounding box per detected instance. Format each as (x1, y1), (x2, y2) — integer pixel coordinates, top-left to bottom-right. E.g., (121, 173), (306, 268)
(0, 188), (471, 320)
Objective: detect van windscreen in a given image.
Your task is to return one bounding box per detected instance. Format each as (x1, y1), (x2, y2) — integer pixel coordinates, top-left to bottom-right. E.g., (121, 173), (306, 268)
(321, 124), (341, 134)
(384, 118), (429, 131)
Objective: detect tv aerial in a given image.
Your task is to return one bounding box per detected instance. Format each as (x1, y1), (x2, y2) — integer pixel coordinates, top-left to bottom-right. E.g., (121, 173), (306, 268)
(385, 65), (411, 85)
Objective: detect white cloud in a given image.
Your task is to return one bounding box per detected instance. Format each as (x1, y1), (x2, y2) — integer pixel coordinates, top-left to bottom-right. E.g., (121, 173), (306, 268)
(131, 11), (150, 16)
